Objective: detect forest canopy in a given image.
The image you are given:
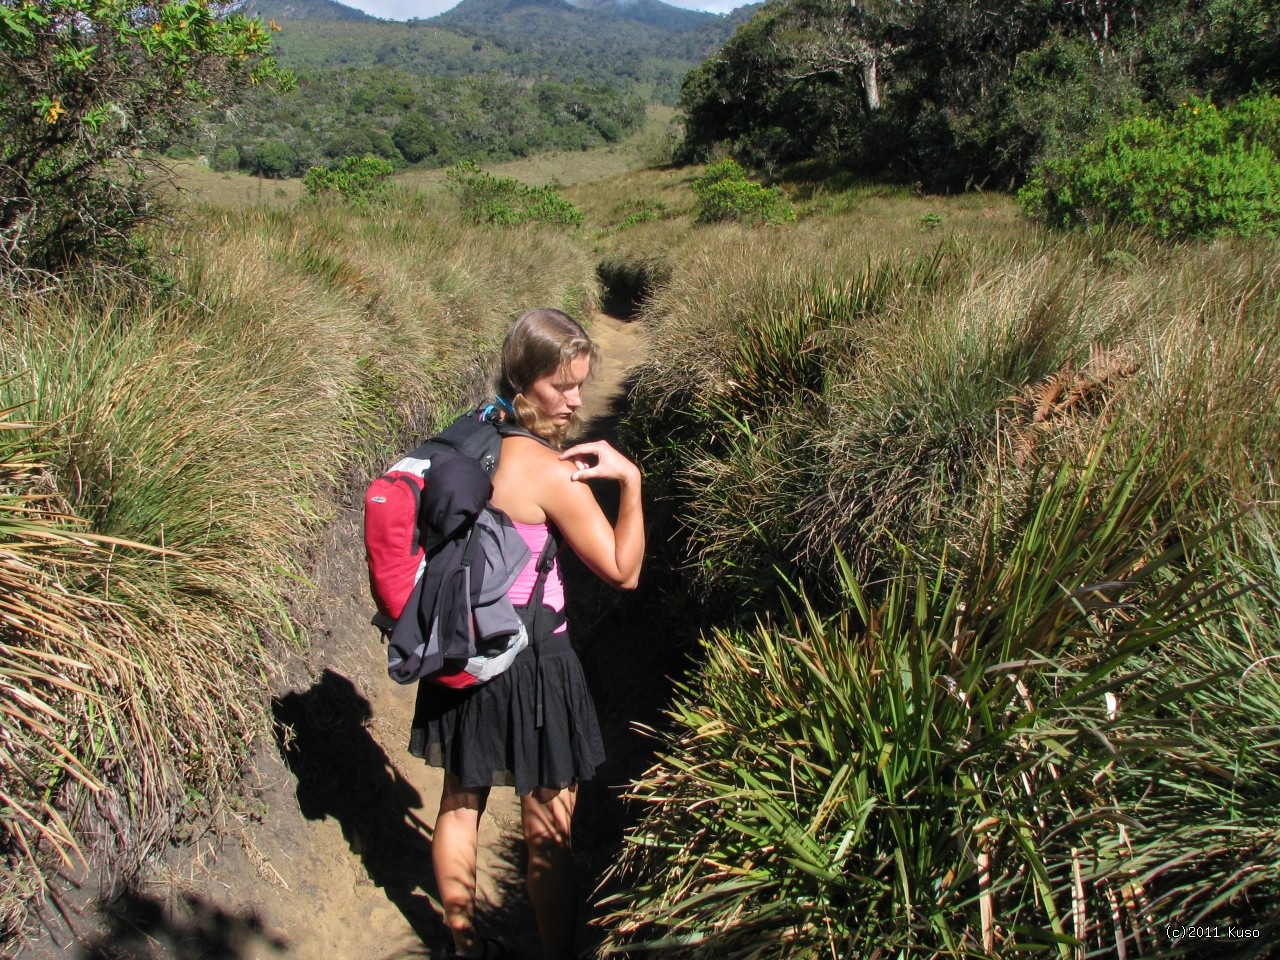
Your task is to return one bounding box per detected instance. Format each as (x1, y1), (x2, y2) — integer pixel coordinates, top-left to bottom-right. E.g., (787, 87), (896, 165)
(678, 0), (1280, 190)
(195, 70), (647, 177)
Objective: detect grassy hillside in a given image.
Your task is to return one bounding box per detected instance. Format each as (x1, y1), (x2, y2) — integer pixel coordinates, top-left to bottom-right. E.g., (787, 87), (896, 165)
(242, 0), (375, 20)
(559, 171), (1280, 954)
(0, 185), (599, 943)
(255, 0), (742, 98)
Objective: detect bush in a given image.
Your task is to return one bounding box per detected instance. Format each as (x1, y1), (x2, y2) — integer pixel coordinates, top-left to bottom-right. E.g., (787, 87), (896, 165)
(248, 138), (301, 179)
(0, 0), (291, 276)
(613, 198), (669, 229)
(210, 145), (240, 173)
(444, 162), (583, 227)
(303, 154), (395, 203)
(1019, 94), (1280, 238)
(393, 114), (441, 164)
(601, 440), (1280, 956)
(989, 34), (1143, 183)
(691, 159), (795, 225)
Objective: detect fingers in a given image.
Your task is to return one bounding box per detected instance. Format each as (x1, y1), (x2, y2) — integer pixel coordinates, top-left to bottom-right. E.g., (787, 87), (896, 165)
(559, 441), (633, 483)
(559, 440), (613, 461)
(569, 461), (603, 482)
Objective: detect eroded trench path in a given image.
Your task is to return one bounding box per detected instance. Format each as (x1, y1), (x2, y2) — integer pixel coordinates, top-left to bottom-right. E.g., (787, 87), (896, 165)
(25, 311), (657, 960)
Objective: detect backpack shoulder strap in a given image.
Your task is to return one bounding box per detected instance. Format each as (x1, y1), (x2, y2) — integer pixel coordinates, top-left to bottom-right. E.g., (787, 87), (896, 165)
(431, 410), (503, 475)
(525, 524), (561, 611)
(521, 524), (563, 730)
(493, 418), (555, 449)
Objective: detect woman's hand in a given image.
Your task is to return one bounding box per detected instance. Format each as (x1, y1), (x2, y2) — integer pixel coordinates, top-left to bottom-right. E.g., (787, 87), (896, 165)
(559, 440), (641, 487)
(545, 439), (645, 589)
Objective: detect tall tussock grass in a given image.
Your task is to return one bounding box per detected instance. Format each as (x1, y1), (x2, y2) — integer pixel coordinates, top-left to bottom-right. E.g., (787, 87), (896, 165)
(0, 196), (596, 940)
(627, 222), (1279, 602)
(600, 438), (1280, 956)
(602, 181), (1280, 954)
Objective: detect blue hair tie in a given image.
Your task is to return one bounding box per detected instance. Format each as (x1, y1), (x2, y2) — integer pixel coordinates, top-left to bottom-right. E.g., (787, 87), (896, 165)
(481, 395), (518, 421)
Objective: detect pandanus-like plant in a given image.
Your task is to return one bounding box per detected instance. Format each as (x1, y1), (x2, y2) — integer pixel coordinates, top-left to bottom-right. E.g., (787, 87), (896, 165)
(599, 436), (1280, 957)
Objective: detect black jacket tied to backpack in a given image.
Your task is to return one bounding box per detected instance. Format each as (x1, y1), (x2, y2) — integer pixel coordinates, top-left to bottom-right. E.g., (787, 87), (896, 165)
(367, 406), (567, 697)
(386, 447), (532, 685)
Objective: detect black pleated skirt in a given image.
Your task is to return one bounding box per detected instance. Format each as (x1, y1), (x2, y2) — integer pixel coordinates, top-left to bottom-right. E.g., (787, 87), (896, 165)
(408, 628), (605, 796)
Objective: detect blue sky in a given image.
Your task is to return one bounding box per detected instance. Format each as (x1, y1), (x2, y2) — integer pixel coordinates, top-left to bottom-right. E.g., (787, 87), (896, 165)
(343, 0), (750, 19)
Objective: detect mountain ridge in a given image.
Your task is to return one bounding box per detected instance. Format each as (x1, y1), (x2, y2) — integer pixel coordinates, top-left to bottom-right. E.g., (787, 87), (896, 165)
(432, 0), (720, 34)
(242, 0), (376, 21)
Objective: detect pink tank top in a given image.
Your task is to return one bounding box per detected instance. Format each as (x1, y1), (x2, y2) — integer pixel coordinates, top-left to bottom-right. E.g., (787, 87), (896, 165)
(510, 521), (567, 632)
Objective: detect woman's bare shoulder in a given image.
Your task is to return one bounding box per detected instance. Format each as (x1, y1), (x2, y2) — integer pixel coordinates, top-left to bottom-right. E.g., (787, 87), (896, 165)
(494, 436), (574, 491)
(492, 435), (576, 522)
(500, 434), (571, 472)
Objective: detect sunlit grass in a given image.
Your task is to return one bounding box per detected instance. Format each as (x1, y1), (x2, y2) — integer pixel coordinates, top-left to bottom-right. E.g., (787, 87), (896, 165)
(600, 436), (1280, 956)
(0, 193), (597, 938)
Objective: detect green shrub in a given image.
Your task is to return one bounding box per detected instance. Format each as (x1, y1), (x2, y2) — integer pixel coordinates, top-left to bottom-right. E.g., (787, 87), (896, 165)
(210, 144), (240, 173)
(691, 159), (796, 225)
(601, 440), (1280, 956)
(248, 137), (300, 179)
(1019, 95), (1280, 238)
(302, 154), (395, 203)
(0, 0), (291, 275)
(992, 33), (1142, 183)
(444, 161), (583, 227)
(613, 198), (670, 229)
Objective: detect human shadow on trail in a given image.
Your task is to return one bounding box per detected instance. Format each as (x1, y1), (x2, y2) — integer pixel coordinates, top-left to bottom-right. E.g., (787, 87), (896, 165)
(72, 886), (287, 959)
(273, 669), (446, 952)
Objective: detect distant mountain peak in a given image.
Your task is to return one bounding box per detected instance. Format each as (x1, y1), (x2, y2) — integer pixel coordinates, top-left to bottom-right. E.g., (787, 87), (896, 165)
(435, 0), (717, 32)
(567, 0), (717, 28)
(243, 0), (376, 22)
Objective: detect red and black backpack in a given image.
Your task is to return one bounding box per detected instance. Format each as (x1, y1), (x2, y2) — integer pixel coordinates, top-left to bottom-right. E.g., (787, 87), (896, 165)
(363, 405), (558, 688)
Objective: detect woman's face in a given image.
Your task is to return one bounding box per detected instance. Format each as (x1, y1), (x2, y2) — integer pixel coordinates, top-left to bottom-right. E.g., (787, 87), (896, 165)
(525, 353), (591, 425)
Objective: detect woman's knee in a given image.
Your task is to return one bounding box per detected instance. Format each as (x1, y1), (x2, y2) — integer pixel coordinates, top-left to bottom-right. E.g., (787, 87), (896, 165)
(520, 785), (576, 853)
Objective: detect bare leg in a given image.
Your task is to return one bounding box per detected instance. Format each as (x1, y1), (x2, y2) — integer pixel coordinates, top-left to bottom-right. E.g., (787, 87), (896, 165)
(520, 784), (578, 960)
(434, 773), (490, 956)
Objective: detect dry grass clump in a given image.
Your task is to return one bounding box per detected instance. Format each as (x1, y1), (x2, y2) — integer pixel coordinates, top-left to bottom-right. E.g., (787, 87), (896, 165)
(623, 205), (1279, 604)
(0, 194), (597, 940)
(0, 410), (114, 934)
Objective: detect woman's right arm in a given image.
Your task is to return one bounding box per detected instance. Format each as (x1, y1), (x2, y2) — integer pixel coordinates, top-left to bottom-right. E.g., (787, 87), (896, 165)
(540, 441), (644, 590)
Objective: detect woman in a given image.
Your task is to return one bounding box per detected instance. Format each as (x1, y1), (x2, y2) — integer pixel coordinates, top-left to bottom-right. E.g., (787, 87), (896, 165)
(410, 308), (644, 960)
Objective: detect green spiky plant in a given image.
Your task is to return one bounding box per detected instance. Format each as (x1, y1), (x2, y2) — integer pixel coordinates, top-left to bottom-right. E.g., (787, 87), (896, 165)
(598, 435), (1280, 957)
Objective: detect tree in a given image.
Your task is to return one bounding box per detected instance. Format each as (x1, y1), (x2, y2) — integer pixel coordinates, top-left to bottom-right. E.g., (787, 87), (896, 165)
(302, 153), (394, 203)
(677, 6), (856, 166)
(771, 0), (897, 113)
(0, 0), (292, 278)
(393, 114), (440, 164)
(251, 138), (299, 178)
(679, 0), (1280, 188)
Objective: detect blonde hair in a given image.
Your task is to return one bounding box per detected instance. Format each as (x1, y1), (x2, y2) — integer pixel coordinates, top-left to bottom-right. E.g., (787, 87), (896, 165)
(498, 308), (597, 448)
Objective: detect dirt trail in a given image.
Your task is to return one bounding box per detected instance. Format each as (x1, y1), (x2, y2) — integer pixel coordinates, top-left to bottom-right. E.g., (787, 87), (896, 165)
(19, 311), (648, 960)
